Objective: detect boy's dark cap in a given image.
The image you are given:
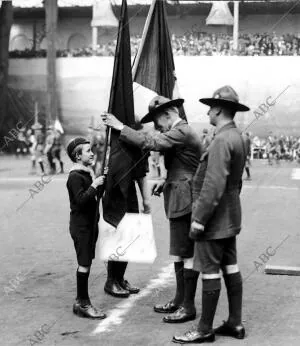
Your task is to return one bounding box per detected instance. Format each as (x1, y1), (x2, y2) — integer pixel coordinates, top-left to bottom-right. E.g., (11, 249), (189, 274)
(67, 137), (89, 159)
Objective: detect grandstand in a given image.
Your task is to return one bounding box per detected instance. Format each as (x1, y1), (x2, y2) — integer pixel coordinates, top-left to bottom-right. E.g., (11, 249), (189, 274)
(9, 1), (300, 54)
(6, 1), (300, 135)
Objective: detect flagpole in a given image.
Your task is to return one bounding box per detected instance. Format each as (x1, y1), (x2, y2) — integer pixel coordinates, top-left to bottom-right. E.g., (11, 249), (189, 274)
(233, 1), (239, 52)
(100, 0), (126, 177)
(132, 0), (157, 79)
(100, 127), (111, 175)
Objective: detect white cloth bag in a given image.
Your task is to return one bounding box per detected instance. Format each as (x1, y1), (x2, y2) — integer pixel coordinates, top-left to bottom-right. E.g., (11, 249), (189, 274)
(99, 210), (157, 264)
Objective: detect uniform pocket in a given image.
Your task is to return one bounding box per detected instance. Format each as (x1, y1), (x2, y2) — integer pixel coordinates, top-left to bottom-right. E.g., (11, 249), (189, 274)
(163, 177), (192, 218)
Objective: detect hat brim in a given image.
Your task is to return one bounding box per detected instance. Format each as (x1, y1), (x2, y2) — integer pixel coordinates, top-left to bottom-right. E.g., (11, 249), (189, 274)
(141, 98), (185, 124)
(199, 98), (250, 112)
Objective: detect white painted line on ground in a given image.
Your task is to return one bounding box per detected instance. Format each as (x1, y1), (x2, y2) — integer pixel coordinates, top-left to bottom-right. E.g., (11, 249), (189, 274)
(291, 168), (300, 180)
(92, 263), (174, 335)
(243, 185), (298, 191)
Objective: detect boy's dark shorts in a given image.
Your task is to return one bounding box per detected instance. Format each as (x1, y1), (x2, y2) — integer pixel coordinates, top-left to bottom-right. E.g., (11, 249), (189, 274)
(193, 236), (237, 273)
(70, 227), (99, 267)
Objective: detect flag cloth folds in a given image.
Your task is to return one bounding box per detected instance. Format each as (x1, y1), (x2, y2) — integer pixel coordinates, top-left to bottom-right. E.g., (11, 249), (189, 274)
(102, 0), (140, 227)
(132, 0), (186, 121)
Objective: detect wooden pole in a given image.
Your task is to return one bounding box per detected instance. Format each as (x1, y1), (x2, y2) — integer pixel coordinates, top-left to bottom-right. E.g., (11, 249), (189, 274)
(233, 1), (239, 51)
(0, 0), (13, 130)
(45, 0), (58, 127)
(92, 26), (98, 52)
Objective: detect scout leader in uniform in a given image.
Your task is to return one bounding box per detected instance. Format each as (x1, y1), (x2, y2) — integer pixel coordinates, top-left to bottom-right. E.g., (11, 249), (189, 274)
(173, 86), (249, 344)
(102, 96), (202, 323)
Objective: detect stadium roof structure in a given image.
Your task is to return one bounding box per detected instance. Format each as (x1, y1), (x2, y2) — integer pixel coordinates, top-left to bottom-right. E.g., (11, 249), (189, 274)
(7, 0), (300, 17)
(9, 0), (193, 7)
(8, 0), (300, 7)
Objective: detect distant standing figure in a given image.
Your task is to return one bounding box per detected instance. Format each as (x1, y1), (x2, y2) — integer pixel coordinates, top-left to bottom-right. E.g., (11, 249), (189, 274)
(243, 132), (251, 180)
(32, 123), (45, 174)
(44, 126), (56, 174)
(201, 128), (212, 152)
(52, 129), (64, 173)
(27, 129), (37, 174)
(15, 127), (28, 157)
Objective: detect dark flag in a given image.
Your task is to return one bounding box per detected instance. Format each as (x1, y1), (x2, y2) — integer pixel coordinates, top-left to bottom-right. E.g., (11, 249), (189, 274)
(102, 0), (139, 227)
(132, 0), (186, 121)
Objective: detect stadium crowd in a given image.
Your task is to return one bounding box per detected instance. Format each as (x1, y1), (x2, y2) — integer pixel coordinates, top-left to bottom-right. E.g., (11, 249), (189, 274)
(9, 32), (300, 58)
(252, 134), (300, 163)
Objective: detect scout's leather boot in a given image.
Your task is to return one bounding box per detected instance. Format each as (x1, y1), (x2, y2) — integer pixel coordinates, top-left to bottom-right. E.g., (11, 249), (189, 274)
(119, 279), (140, 294)
(163, 306), (196, 323)
(214, 321), (245, 339)
(172, 329), (215, 344)
(104, 279), (130, 298)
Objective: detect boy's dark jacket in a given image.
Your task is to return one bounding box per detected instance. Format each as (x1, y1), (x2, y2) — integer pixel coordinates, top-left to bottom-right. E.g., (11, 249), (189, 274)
(66, 165), (104, 234)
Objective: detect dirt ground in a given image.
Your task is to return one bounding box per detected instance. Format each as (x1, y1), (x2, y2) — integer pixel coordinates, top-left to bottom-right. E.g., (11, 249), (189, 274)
(1, 156), (300, 346)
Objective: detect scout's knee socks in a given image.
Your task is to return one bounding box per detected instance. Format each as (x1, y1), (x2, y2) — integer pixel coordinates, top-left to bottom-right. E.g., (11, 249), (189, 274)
(224, 272), (243, 326)
(76, 270), (90, 305)
(173, 261), (184, 306)
(198, 279), (221, 333)
(182, 268), (199, 313)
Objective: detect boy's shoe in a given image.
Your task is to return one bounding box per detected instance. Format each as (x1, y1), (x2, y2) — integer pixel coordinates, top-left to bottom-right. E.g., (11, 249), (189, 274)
(73, 301), (106, 319)
(214, 321), (245, 339)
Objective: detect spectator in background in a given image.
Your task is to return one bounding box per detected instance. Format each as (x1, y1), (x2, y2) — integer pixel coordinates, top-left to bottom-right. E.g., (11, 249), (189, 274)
(52, 129), (64, 174)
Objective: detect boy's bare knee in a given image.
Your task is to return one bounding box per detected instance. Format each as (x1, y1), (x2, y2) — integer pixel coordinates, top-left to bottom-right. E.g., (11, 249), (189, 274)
(78, 265), (90, 273)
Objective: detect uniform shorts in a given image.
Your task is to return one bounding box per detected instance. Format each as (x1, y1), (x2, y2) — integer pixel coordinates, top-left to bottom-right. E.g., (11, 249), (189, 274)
(193, 236), (237, 274)
(169, 213), (194, 258)
(70, 227), (99, 267)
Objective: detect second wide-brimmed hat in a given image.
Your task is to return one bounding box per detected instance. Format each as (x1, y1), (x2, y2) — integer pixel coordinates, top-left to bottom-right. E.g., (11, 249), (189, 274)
(141, 95), (184, 124)
(199, 85), (250, 112)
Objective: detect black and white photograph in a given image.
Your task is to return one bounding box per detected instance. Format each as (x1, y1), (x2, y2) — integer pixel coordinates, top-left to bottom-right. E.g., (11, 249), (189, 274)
(0, 0), (300, 345)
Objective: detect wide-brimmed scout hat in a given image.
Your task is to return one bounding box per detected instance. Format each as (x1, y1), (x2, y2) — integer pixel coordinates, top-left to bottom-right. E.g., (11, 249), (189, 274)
(67, 137), (90, 160)
(199, 85), (250, 112)
(141, 95), (184, 124)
